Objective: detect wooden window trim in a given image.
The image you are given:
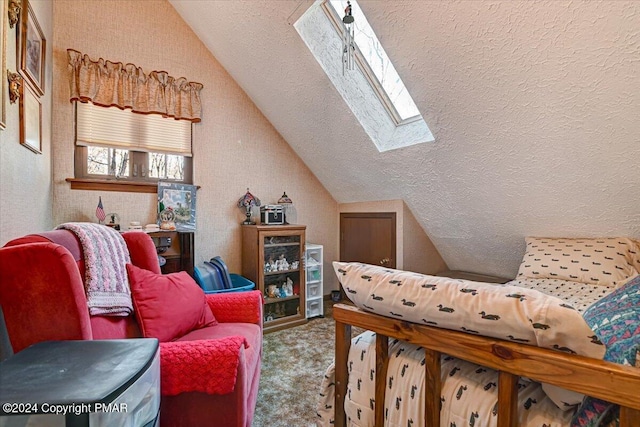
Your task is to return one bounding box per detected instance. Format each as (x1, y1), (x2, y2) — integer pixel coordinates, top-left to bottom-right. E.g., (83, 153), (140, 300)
(71, 146), (194, 193)
(66, 178), (159, 193)
(66, 178), (200, 194)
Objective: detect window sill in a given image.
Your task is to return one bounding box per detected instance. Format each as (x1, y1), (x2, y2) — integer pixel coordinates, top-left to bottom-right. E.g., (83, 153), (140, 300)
(66, 178), (159, 193)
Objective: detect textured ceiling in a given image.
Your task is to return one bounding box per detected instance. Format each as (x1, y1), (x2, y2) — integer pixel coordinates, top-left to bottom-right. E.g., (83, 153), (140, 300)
(169, 0), (640, 278)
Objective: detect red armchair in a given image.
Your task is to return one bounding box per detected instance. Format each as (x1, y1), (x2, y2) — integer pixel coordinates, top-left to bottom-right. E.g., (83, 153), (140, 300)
(0, 230), (262, 427)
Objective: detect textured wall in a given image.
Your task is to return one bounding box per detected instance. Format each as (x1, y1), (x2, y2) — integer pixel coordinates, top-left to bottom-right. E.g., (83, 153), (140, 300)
(51, 0), (338, 288)
(171, 0), (640, 279)
(0, 0), (53, 245)
(402, 203), (448, 276)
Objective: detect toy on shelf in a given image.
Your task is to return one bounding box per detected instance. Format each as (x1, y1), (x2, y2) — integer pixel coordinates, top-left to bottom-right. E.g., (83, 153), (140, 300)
(159, 208), (177, 231)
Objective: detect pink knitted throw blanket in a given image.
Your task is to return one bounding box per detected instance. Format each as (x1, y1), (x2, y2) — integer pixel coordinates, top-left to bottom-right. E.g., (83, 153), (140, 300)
(57, 222), (133, 316)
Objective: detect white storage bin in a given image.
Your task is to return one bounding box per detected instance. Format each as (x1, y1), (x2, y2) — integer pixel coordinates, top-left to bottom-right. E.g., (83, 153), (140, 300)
(308, 282), (321, 297)
(307, 267), (321, 282)
(307, 300), (321, 318)
(305, 243), (324, 319)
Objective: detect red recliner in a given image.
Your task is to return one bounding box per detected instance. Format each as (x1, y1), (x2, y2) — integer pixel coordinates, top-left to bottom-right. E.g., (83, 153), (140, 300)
(0, 230), (262, 427)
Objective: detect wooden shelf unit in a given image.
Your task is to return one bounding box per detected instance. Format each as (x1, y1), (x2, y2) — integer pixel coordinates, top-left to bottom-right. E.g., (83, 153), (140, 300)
(242, 224), (307, 333)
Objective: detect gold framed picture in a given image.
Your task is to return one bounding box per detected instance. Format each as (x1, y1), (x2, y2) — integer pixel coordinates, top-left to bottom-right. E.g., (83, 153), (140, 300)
(19, 82), (41, 153)
(18, 0), (44, 96)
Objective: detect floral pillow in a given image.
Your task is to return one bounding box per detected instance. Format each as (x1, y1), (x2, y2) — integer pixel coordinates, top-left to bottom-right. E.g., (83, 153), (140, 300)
(571, 275), (640, 427)
(517, 237), (640, 287)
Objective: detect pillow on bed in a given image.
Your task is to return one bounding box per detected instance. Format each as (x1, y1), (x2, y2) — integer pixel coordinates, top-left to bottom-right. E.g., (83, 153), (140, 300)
(571, 274), (640, 427)
(516, 237), (640, 287)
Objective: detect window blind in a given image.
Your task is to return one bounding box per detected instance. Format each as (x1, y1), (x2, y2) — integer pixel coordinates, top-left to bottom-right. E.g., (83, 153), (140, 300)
(76, 102), (192, 156)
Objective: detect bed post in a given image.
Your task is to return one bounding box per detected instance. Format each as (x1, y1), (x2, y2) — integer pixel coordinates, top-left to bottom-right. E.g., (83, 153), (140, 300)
(620, 407), (640, 427)
(335, 318), (351, 427)
(497, 371), (519, 427)
(375, 334), (389, 426)
(424, 348), (441, 427)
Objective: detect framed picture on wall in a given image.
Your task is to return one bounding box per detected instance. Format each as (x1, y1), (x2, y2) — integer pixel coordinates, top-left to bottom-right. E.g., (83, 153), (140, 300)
(18, 0), (45, 96)
(19, 82), (41, 153)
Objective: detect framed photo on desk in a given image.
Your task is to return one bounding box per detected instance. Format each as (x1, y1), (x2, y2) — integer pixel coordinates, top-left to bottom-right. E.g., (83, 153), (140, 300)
(157, 181), (197, 231)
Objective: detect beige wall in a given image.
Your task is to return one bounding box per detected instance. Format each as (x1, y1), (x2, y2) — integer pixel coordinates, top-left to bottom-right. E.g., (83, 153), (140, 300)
(402, 202), (447, 275)
(0, 0), (54, 244)
(338, 200), (446, 275)
(50, 0), (338, 289)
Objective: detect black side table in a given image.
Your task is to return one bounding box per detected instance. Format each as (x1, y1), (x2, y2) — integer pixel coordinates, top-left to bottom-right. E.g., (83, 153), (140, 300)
(0, 339), (160, 427)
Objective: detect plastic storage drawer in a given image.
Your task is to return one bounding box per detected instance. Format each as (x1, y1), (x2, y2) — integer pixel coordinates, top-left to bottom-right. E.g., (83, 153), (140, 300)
(307, 299), (322, 318)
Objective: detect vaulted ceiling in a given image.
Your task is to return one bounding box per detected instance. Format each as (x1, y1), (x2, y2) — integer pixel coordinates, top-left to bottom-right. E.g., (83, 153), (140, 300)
(169, 0), (640, 278)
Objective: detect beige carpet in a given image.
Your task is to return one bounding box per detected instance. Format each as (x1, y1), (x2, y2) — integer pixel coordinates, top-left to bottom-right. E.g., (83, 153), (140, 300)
(253, 306), (335, 427)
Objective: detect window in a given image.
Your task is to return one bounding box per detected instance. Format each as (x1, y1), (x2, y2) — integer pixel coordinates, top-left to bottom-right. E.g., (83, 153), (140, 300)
(327, 0), (420, 123)
(74, 102), (193, 185)
(295, 0), (434, 152)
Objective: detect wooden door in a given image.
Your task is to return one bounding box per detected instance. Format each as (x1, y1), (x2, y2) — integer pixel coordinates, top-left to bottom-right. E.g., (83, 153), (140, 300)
(340, 213), (396, 268)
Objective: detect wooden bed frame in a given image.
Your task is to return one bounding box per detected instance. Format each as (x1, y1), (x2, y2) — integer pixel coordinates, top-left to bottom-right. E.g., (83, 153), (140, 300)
(333, 303), (640, 427)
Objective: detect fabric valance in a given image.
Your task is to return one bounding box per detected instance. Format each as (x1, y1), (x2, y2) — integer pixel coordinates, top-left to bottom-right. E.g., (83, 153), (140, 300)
(67, 49), (203, 122)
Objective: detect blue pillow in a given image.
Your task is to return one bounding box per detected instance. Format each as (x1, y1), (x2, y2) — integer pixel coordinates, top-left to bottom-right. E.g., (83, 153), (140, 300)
(571, 275), (640, 427)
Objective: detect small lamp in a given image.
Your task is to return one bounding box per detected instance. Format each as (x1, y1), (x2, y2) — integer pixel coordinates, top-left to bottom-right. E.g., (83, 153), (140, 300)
(237, 188), (261, 225)
(278, 192), (295, 224)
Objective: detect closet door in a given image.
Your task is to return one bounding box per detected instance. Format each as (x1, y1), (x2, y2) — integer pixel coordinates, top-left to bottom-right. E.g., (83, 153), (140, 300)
(340, 212), (396, 268)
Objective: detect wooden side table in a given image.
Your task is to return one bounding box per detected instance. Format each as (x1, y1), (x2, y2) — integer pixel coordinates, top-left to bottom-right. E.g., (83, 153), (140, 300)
(148, 231), (194, 277)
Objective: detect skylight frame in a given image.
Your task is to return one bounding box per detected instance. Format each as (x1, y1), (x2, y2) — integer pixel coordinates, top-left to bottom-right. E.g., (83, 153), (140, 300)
(322, 0), (421, 126)
(294, 0), (434, 152)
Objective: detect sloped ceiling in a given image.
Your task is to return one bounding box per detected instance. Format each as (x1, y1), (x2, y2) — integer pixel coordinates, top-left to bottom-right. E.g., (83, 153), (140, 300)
(169, 0), (640, 278)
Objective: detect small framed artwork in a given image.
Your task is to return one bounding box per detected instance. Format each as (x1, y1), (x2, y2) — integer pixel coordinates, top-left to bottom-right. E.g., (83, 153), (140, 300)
(19, 82), (41, 153)
(18, 0), (45, 96)
(157, 181), (197, 231)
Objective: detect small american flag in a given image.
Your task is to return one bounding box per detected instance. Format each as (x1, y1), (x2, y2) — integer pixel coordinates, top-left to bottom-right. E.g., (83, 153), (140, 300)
(96, 197), (106, 223)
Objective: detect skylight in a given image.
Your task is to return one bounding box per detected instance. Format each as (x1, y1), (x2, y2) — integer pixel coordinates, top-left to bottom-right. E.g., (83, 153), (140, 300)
(295, 0), (434, 152)
(328, 0), (420, 121)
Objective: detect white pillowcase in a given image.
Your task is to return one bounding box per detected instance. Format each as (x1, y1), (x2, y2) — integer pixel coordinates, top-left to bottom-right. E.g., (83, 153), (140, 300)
(516, 237), (640, 287)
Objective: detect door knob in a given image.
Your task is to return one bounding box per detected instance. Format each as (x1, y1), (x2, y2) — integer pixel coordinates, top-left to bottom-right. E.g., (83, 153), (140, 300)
(379, 258), (390, 266)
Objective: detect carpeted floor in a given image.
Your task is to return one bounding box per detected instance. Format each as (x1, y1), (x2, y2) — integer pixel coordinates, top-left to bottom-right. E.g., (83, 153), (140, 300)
(253, 303), (336, 427)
